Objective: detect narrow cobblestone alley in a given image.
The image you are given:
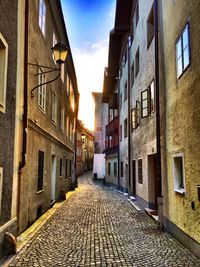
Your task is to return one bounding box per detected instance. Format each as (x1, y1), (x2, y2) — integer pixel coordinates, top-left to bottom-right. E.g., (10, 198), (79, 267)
(9, 172), (200, 267)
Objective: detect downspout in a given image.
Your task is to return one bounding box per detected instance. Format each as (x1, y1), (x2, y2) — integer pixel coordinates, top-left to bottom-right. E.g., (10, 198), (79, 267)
(18, 0), (29, 228)
(127, 40), (131, 195)
(154, 0), (163, 210)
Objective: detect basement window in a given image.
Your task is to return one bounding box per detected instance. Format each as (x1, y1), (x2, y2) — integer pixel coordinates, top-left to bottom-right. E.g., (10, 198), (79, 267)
(138, 159), (143, 184)
(37, 151), (44, 192)
(173, 153), (186, 194)
(147, 5), (154, 48)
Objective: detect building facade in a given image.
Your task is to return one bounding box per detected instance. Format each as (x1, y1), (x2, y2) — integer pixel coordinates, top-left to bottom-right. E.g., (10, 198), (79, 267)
(18, 0), (79, 233)
(160, 0), (200, 256)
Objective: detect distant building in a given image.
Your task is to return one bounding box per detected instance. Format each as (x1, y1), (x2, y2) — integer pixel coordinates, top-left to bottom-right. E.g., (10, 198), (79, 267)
(92, 92), (108, 154)
(76, 120), (94, 176)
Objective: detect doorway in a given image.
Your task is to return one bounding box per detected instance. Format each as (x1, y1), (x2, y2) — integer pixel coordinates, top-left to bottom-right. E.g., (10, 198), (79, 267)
(51, 155), (56, 202)
(148, 154), (158, 210)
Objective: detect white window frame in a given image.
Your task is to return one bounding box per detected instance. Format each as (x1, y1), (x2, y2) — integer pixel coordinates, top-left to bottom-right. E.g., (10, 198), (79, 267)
(52, 31), (57, 63)
(172, 153), (186, 194)
(52, 91), (57, 124)
(176, 23), (190, 78)
(61, 63), (65, 83)
(38, 71), (46, 112)
(60, 105), (65, 132)
(39, 0), (46, 37)
(0, 33), (8, 113)
(0, 167), (3, 215)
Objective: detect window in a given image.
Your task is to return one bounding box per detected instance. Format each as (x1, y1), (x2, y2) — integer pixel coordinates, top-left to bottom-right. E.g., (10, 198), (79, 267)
(69, 160), (72, 177)
(66, 74), (70, 95)
(37, 151), (44, 191)
(120, 125), (122, 142)
(66, 115), (69, 137)
(114, 162), (117, 176)
(131, 62), (134, 86)
(108, 163), (111, 175)
(124, 82), (127, 102)
(131, 108), (137, 131)
(39, 0), (46, 37)
(119, 93), (122, 109)
(122, 49), (127, 67)
(38, 71), (46, 112)
(150, 80), (155, 113)
(60, 106), (65, 132)
(138, 159), (143, 184)
(0, 33), (8, 113)
(52, 32), (57, 62)
(61, 64), (65, 83)
(65, 159), (68, 178)
(52, 91), (57, 124)
(147, 5), (154, 48)
(59, 158), (62, 176)
(136, 100), (140, 125)
(0, 168), (3, 215)
(121, 162), (123, 177)
(135, 48), (139, 76)
(124, 118), (128, 138)
(141, 89), (149, 118)
(136, 1), (139, 26)
(173, 153), (185, 194)
(176, 23), (190, 78)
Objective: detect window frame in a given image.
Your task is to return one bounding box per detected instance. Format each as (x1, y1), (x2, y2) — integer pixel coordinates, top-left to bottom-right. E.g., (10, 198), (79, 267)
(176, 22), (191, 78)
(60, 105), (65, 132)
(39, 0), (46, 37)
(0, 33), (8, 113)
(172, 153), (186, 194)
(141, 89), (149, 118)
(38, 71), (46, 112)
(147, 5), (154, 49)
(52, 90), (57, 124)
(124, 118), (128, 139)
(138, 158), (143, 184)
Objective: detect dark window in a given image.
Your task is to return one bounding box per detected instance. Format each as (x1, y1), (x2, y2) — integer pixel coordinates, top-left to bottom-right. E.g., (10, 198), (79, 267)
(120, 125), (122, 141)
(141, 89), (149, 118)
(37, 151), (44, 191)
(119, 93), (122, 110)
(59, 158), (63, 176)
(147, 5), (154, 48)
(131, 62), (134, 86)
(136, 2), (139, 26)
(69, 160), (72, 177)
(135, 48), (139, 76)
(138, 159), (143, 184)
(124, 82), (127, 102)
(114, 162), (117, 176)
(65, 159), (68, 178)
(136, 100), (140, 125)
(121, 161), (123, 177)
(176, 23), (190, 78)
(124, 118), (128, 138)
(108, 163), (111, 175)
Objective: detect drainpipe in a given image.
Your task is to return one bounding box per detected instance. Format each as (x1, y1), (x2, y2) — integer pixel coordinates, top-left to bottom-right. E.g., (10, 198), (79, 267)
(127, 40), (131, 195)
(18, 0), (29, 229)
(154, 0), (163, 220)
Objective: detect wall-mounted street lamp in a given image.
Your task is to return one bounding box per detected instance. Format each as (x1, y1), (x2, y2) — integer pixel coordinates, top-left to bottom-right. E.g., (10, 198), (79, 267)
(29, 42), (69, 97)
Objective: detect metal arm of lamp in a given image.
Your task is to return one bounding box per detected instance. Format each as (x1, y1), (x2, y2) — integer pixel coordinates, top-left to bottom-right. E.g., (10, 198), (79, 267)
(29, 42), (69, 97)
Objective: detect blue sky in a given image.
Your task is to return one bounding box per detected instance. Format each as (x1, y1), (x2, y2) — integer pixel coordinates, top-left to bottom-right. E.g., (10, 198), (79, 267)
(61, 0), (116, 129)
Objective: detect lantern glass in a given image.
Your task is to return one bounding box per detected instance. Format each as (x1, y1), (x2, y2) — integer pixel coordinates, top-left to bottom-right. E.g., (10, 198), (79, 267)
(51, 42), (68, 64)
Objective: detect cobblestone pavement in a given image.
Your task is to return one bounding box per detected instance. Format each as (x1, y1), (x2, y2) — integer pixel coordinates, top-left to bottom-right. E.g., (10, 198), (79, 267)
(9, 172), (200, 267)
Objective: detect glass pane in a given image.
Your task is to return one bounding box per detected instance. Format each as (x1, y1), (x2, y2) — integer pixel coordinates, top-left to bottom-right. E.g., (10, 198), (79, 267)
(177, 57), (183, 77)
(183, 46), (190, 69)
(143, 108), (148, 117)
(183, 24), (189, 50)
(176, 38), (182, 59)
(142, 90), (147, 99)
(143, 99), (147, 109)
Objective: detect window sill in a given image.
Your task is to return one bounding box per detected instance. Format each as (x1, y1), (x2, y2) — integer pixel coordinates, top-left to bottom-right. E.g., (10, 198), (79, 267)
(175, 188), (185, 195)
(37, 189), (44, 194)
